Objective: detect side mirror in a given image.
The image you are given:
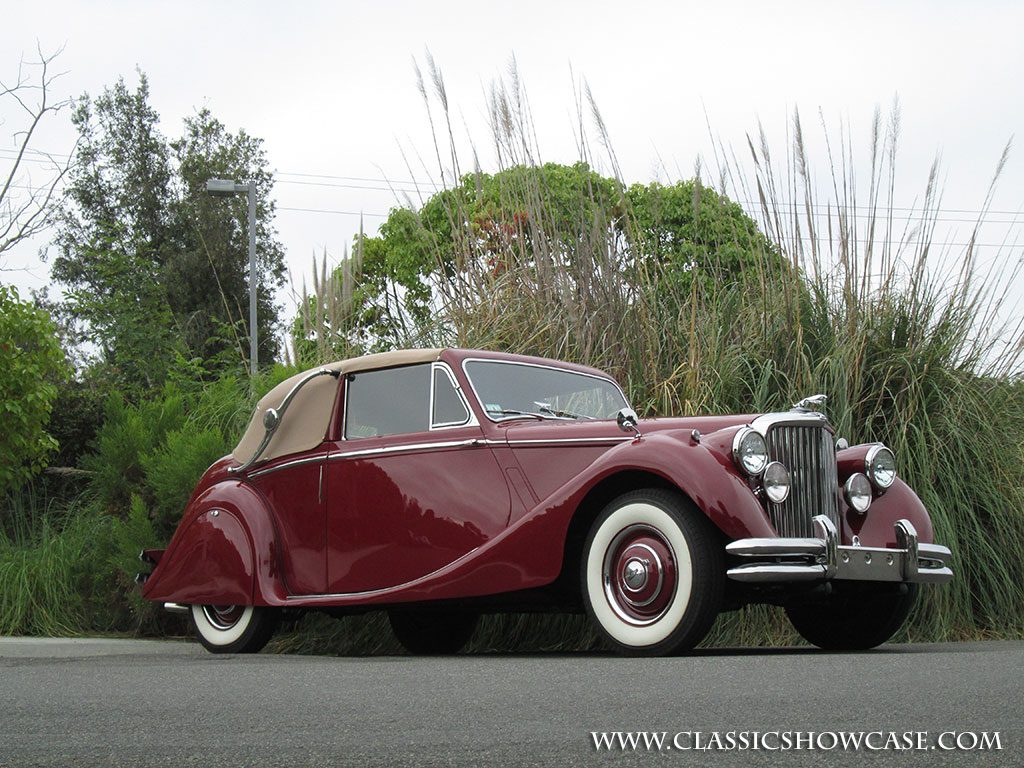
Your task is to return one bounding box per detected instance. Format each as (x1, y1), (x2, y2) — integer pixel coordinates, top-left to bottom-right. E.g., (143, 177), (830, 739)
(616, 407), (641, 439)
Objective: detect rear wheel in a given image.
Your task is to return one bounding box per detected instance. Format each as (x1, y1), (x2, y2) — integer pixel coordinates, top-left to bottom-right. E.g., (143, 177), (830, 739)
(190, 604), (279, 654)
(388, 610), (479, 655)
(581, 488), (724, 656)
(786, 583), (918, 650)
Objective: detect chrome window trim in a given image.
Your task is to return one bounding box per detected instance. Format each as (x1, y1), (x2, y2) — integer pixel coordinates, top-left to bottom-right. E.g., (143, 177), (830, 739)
(460, 357), (630, 424)
(342, 362), (479, 441)
(341, 371), (351, 439)
(429, 361), (477, 430)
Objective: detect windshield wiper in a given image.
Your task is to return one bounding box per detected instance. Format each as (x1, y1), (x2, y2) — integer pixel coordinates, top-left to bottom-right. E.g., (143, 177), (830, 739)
(486, 408), (556, 421)
(533, 402), (594, 421)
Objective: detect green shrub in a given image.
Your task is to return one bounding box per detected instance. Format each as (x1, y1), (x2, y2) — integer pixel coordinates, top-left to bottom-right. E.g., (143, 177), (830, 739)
(0, 284), (66, 497)
(143, 424), (229, 537)
(82, 387), (185, 512)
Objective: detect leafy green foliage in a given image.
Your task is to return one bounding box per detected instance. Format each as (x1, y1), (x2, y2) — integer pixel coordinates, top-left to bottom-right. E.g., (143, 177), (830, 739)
(0, 285), (67, 497)
(299, 162), (779, 358)
(82, 388), (185, 513)
(51, 72), (285, 391)
(143, 423), (229, 536)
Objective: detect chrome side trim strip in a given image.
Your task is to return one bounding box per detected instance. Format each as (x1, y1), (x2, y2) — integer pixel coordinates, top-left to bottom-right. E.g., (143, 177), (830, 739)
(163, 602), (189, 614)
(248, 454), (327, 479)
(503, 437), (633, 447)
(250, 437), (497, 476)
(330, 439), (483, 461)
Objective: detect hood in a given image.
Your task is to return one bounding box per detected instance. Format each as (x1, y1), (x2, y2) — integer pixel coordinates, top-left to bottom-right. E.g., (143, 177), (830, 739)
(500, 413), (756, 443)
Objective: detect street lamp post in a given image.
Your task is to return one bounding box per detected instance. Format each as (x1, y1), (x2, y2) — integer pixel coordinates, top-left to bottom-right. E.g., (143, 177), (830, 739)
(206, 178), (258, 377)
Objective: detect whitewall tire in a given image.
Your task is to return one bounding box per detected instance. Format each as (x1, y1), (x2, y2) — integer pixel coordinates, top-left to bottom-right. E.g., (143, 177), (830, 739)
(190, 604), (279, 654)
(582, 489), (723, 655)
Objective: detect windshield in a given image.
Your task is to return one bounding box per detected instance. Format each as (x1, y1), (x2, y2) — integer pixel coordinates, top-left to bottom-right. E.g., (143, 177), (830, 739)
(464, 360), (629, 422)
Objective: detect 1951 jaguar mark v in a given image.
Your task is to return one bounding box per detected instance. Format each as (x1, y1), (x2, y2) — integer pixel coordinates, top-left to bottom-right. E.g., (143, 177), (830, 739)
(139, 348), (952, 655)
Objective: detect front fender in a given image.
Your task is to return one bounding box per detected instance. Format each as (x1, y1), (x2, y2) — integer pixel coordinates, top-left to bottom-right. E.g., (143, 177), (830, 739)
(447, 429), (775, 588)
(843, 478), (935, 547)
(141, 481), (286, 606)
(578, 430), (778, 541)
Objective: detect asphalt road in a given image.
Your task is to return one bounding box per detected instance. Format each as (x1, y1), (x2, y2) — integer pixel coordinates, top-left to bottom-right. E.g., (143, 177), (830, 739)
(0, 638), (1020, 767)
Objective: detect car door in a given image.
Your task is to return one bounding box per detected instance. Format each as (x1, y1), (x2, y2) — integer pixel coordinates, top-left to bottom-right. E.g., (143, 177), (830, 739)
(324, 362), (511, 594)
(247, 446), (329, 595)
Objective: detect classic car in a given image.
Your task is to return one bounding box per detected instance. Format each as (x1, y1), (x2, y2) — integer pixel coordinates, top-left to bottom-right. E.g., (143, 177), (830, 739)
(139, 348), (952, 655)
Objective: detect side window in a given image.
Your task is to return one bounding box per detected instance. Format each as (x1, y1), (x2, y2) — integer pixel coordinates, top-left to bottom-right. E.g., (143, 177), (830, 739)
(344, 365), (430, 438)
(432, 366), (470, 427)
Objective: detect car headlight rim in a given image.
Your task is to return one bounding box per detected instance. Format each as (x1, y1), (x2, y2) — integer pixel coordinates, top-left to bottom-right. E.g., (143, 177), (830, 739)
(732, 427), (768, 476)
(865, 444), (897, 490)
(762, 461), (791, 504)
(844, 472), (873, 514)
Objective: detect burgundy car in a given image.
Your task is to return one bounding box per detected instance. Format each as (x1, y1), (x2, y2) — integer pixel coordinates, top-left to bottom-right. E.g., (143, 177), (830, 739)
(139, 348), (952, 655)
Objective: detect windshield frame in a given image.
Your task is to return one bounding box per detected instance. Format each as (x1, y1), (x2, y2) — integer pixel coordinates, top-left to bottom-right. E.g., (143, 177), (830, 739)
(460, 357), (631, 424)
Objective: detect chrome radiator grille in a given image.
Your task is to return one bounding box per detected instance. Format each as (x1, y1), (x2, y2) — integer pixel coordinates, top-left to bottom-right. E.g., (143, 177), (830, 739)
(764, 423), (840, 537)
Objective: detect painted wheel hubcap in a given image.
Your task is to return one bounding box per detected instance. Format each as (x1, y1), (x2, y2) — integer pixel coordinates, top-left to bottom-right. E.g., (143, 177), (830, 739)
(602, 524), (678, 626)
(203, 605), (244, 631)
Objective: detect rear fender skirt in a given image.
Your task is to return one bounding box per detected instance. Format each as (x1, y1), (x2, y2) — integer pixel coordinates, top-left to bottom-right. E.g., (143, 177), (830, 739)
(141, 481), (287, 606)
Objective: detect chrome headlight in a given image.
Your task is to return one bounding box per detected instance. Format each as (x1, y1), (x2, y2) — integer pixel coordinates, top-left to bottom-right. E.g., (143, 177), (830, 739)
(844, 473), (873, 513)
(865, 445), (896, 490)
(762, 461), (791, 503)
(732, 427), (768, 476)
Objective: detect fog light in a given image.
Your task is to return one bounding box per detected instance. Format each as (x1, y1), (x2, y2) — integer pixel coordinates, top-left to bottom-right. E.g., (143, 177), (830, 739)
(762, 461), (791, 503)
(844, 473), (873, 513)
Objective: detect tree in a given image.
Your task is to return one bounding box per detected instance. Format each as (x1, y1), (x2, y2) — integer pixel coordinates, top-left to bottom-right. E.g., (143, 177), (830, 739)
(50, 72), (284, 390)
(169, 108), (284, 367)
(0, 284), (66, 497)
(0, 48), (73, 262)
(304, 162), (779, 353)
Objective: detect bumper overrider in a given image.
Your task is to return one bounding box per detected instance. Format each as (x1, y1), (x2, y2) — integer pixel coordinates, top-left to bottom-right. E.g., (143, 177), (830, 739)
(726, 516), (953, 584)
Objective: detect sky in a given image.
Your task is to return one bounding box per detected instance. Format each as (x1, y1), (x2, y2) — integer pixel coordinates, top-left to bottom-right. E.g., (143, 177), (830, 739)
(2, 1), (1022, 334)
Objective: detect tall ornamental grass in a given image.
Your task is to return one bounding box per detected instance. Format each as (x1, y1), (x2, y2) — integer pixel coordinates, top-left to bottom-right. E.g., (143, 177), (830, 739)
(291, 66), (1024, 649)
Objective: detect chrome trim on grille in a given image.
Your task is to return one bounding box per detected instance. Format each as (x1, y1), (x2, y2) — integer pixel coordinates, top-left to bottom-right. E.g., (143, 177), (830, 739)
(754, 417), (839, 537)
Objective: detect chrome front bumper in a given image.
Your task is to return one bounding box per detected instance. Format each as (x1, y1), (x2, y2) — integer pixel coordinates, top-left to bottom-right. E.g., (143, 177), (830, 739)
(726, 516), (953, 584)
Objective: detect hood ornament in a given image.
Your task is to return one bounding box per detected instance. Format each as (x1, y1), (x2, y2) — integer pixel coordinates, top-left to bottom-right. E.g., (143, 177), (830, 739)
(792, 394), (828, 414)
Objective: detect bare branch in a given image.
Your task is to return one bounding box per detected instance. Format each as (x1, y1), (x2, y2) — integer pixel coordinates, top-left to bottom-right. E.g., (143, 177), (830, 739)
(0, 46), (74, 260)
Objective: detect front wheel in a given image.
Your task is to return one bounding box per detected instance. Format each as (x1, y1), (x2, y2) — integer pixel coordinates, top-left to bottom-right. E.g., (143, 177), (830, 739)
(190, 604), (280, 654)
(581, 489), (724, 656)
(785, 583), (918, 650)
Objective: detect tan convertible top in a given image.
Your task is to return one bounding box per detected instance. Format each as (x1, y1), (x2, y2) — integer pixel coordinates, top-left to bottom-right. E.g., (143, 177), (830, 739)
(232, 349), (443, 465)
